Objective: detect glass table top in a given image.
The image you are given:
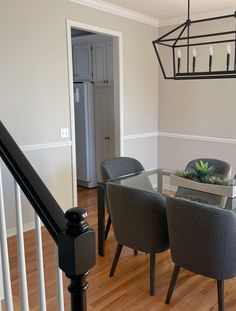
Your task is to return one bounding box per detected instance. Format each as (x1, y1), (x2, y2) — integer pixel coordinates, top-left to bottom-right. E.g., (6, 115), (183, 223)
(98, 168), (236, 211)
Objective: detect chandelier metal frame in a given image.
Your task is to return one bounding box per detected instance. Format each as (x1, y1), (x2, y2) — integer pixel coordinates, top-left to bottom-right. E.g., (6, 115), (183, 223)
(153, 0), (236, 80)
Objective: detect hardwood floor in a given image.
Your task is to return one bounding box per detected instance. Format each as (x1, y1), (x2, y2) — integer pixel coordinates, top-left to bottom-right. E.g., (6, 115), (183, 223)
(4, 187), (236, 310)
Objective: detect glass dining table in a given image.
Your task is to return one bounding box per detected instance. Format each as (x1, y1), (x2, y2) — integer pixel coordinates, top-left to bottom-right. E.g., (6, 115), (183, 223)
(97, 168), (236, 256)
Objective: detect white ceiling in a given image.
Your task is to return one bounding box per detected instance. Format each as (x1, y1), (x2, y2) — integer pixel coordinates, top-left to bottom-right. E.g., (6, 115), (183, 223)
(103, 0), (236, 20)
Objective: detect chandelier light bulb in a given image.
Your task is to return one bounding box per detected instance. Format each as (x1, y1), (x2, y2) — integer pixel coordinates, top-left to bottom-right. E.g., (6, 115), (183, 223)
(192, 48), (197, 57)
(227, 44), (231, 54)
(177, 49), (181, 58)
(226, 44), (231, 71)
(209, 46), (214, 56)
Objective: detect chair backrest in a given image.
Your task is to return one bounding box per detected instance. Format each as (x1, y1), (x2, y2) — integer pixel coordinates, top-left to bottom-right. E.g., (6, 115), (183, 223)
(107, 183), (169, 253)
(101, 157), (144, 180)
(185, 158), (231, 177)
(166, 197), (236, 280)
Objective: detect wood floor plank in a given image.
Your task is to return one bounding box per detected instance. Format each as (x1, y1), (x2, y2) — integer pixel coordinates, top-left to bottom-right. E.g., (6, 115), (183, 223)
(3, 186), (236, 310)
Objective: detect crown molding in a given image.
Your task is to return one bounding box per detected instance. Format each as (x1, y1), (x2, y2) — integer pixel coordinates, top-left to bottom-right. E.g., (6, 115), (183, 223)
(159, 7), (235, 27)
(69, 0), (159, 27)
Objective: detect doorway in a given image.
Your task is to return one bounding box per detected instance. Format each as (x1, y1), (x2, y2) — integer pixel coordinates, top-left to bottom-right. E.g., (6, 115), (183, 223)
(66, 21), (124, 204)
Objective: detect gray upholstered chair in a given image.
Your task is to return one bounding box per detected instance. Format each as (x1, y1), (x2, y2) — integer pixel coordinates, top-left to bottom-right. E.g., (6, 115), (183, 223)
(165, 197), (236, 311)
(101, 157), (144, 239)
(107, 183), (169, 296)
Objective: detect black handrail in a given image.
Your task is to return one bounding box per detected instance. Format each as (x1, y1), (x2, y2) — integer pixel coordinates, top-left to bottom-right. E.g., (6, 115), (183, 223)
(0, 121), (96, 311)
(0, 121), (66, 242)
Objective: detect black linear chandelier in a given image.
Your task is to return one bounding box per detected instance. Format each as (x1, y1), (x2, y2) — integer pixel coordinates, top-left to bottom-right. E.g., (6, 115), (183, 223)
(153, 0), (236, 80)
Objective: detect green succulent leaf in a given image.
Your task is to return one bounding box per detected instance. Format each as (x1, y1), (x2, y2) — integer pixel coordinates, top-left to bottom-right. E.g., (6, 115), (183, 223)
(194, 160), (214, 182)
(175, 161), (234, 186)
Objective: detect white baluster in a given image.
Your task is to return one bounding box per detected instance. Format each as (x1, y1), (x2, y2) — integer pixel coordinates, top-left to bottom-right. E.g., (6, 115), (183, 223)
(14, 182), (29, 311)
(56, 248), (64, 311)
(0, 164), (14, 311)
(35, 213), (47, 311)
(0, 251), (3, 311)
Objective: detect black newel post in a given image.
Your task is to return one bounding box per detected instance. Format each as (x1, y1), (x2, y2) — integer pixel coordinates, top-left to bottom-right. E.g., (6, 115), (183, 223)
(68, 272), (89, 310)
(58, 208), (96, 311)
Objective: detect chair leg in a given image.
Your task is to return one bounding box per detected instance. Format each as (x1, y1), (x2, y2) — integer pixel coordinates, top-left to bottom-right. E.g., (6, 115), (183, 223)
(134, 250), (138, 256)
(150, 253), (156, 296)
(109, 243), (123, 277)
(165, 265), (180, 304)
(105, 215), (111, 240)
(217, 280), (224, 311)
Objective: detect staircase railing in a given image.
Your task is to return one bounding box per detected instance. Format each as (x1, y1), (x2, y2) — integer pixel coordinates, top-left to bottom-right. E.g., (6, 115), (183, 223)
(0, 121), (96, 311)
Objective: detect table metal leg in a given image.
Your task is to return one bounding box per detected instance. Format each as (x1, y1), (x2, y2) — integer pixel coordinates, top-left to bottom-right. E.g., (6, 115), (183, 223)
(97, 184), (106, 256)
(158, 173), (163, 192)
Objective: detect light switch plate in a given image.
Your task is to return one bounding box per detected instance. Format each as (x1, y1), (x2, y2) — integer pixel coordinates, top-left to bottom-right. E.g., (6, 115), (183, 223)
(60, 128), (69, 138)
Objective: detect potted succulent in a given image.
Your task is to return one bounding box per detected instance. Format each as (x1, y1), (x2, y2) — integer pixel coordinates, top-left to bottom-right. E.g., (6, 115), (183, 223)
(171, 160), (236, 198)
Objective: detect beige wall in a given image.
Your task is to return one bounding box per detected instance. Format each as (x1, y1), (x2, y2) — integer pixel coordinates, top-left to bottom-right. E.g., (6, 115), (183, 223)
(0, 0), (158, 230)
(158, 20), (236, 173)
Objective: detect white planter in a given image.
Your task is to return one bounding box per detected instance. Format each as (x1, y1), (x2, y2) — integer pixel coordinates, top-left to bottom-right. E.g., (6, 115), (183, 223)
(170, 175), (236, 198)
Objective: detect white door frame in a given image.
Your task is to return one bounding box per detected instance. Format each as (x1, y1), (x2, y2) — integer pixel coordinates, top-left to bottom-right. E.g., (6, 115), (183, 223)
(66, 19), (124, 205)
